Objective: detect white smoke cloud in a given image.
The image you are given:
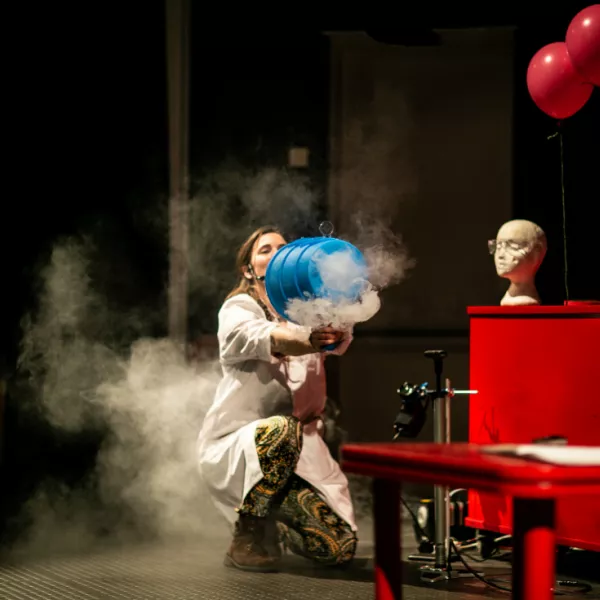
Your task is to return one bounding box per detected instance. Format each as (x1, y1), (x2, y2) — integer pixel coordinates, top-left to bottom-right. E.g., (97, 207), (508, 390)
(316, 248), (367, 294)
(95, 338), (221, 539)
(282, 217), (416, 329)
(8, 166), (325, 556)
(9, 163), (415, 556)
(182, 165), (323, 333)
(284, 247), (380, 328)
(350, 212), (417, 290)
(286, 288), (382, 330)
(11, 239), (223, 557)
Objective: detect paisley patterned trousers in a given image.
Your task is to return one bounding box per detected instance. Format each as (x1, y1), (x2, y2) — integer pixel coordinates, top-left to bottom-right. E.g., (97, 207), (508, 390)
(238, 415), (357, 565)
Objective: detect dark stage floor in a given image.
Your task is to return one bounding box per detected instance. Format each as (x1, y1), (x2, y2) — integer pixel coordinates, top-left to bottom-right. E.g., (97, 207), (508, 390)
(1, 512), (599, 600)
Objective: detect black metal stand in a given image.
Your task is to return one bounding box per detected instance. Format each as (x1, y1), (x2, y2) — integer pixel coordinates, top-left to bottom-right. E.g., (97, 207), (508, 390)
(405, 350), (479, 582)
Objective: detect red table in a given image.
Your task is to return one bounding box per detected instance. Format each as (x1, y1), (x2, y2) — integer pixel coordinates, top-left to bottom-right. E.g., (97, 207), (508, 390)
(341, 442), (600, 600)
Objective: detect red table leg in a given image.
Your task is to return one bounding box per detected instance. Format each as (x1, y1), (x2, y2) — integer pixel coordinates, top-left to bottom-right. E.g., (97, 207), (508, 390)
(373, 478), (402, 600)
(512, 498), (556, 600)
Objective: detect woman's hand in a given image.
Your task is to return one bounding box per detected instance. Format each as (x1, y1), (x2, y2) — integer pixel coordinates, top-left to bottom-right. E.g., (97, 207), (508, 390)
(270, 325), (346, 357)
(309, 326), (345, 351)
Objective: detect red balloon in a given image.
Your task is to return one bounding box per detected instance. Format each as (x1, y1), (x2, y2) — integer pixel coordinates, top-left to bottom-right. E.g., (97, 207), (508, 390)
(566, 4), (600, 86)
(526, 42), (594, 119)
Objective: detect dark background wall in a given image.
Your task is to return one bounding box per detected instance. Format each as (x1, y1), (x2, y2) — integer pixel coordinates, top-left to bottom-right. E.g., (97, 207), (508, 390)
(3, 6), (599, 366)
(1, 3), (599, 541)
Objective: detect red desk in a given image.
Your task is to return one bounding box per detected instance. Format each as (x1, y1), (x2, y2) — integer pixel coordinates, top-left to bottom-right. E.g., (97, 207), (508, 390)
(342, 442), (600, 600)
(467, 305), (600, 550)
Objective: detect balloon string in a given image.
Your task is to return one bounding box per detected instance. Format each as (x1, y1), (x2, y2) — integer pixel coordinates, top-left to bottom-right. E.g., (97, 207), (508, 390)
(547, 125), (569, 302)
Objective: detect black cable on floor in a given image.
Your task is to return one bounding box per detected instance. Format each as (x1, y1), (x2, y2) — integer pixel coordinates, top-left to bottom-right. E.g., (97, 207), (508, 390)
(399, 495), (593, 596)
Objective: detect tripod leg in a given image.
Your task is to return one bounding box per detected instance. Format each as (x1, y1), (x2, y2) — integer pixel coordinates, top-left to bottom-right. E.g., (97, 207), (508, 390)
(432, 393), (450, 569)
(433, 483), (450, 568)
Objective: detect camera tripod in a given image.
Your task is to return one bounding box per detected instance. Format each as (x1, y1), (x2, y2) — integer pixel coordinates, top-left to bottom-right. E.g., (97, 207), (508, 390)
(395, 349), (479, 582)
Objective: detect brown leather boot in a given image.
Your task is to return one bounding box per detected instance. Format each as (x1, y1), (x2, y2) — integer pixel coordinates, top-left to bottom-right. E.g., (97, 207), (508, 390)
(224, 516), (280, 572)
(263, 518), (283, 559)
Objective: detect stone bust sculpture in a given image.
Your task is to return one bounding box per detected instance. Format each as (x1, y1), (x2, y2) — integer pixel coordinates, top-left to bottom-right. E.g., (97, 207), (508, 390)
(489, 220), (547, 306)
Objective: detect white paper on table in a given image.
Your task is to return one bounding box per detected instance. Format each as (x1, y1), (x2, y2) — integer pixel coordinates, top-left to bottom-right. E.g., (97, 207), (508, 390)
(481, 445), (600, 466)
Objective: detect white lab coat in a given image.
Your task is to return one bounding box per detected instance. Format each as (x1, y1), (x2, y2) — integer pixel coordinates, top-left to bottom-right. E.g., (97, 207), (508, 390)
(197, 293), (357, 532)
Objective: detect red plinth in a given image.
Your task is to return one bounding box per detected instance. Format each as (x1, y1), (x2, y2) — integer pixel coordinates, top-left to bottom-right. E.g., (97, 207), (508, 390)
(467, 304), (600, 551)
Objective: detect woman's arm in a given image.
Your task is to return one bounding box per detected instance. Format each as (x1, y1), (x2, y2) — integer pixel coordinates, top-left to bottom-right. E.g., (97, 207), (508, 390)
(269, 326), (339, 356)
(218, 296), (341, 363)
(219, 296), (347, 363)
(219, 296), (279, 364)
(269, 326), (314, 356)
(271, 326), (352, 357)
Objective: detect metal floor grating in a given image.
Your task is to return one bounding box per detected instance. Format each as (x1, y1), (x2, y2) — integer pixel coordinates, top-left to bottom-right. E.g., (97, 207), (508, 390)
(1, 528), (599, 600)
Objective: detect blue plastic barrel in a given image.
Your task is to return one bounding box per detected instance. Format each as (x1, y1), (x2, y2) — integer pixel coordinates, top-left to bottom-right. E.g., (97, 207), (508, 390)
(265, 236), (368, 323)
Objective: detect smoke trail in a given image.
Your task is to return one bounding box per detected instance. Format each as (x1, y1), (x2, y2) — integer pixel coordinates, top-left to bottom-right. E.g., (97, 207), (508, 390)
(10, 238), (222, 556)
(283, 215), (416, 329)
(350, 212), (417, 290)
(9, 162), (415, 556)
(163, 163), (324, 334)
(7, 165), (324, 556)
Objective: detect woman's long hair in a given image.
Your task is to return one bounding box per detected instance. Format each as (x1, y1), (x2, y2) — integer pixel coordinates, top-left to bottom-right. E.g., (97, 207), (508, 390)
(225, 225), (284, 302)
